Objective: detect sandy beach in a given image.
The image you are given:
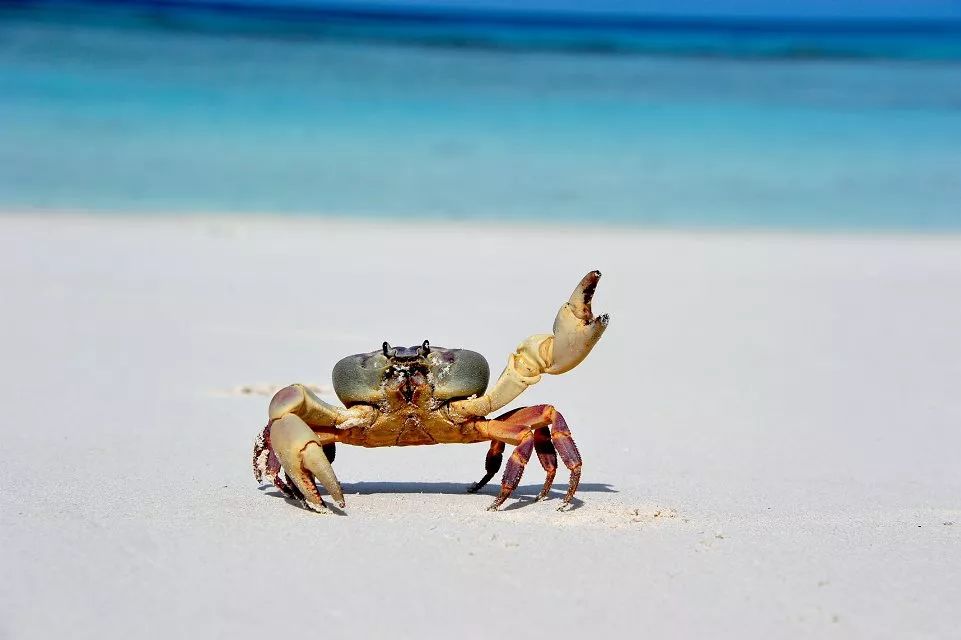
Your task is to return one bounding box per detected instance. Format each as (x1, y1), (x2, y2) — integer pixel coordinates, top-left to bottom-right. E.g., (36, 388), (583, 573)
(1, 213), (959, 638)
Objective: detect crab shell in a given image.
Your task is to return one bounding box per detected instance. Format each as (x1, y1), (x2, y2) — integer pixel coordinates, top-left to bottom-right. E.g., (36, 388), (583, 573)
(331, 345), (490, 407)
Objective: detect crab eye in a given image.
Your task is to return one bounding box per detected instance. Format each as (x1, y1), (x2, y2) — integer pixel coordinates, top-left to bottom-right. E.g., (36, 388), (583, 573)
(420, 340), (430, 355)
(382, 341), (390, 357)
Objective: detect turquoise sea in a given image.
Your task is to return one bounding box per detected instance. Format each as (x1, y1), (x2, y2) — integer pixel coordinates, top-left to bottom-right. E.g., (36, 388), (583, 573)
(2, 3), (960, 229)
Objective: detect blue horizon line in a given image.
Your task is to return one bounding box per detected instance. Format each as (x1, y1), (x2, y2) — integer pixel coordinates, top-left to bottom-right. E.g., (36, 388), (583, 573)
(7, 0), (961, 62)
(9, 0), (961, 33)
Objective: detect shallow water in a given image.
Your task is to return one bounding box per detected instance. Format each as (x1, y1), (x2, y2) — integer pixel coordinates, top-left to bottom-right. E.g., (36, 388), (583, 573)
(2, 15), (960, 229)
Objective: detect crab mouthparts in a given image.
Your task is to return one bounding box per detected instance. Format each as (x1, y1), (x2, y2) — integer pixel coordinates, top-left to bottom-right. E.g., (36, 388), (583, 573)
(389, 365), (428, 404)
(400, 373), (416, 402)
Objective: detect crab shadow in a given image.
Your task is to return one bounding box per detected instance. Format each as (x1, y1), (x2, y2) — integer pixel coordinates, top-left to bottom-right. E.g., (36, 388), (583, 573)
(260, 481), (615, 513)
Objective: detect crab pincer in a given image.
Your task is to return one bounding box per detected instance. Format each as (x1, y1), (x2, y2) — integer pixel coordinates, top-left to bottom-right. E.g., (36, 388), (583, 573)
(546, 270), (610, 374)
(269, 415), (345, 512)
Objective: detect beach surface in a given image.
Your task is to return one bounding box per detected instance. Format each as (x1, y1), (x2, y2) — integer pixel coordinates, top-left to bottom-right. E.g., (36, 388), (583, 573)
(1, 214), (959, 638)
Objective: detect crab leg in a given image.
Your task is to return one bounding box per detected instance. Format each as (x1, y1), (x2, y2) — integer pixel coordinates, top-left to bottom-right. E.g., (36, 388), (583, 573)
(466, 427), (559, 498)
(478, 405), (582, 511)
(489, 434), (535, 511)
(467, 440), (506, 494)
(548, 410), (582, 508)
(449, 271), (609, 421)
(533, 426), (558, 501)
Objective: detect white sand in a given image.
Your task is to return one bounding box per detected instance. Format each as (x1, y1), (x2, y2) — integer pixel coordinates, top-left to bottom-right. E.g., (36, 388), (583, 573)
(1, 214), (959, 639)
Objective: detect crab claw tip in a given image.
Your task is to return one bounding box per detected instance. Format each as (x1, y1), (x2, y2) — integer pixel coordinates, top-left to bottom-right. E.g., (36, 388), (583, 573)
(569, 270), (602, 318)
(304, 500), (330, 514)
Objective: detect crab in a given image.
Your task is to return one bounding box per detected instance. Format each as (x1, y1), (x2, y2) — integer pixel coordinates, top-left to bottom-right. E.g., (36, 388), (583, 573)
(253, 270), (609, 513)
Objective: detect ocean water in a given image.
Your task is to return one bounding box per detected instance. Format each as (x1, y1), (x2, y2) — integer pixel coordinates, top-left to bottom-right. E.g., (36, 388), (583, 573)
(2, 8), (961, 229)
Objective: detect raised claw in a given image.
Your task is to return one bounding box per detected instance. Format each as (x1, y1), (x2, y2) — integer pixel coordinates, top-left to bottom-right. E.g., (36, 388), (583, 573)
(269, 414), (345, 512)
(446, 270), (610, 421)
(546, 270), (609, 375)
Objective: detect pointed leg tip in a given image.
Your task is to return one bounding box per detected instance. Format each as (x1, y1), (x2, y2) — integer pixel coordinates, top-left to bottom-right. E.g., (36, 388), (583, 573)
(598, 313), (610, 326)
